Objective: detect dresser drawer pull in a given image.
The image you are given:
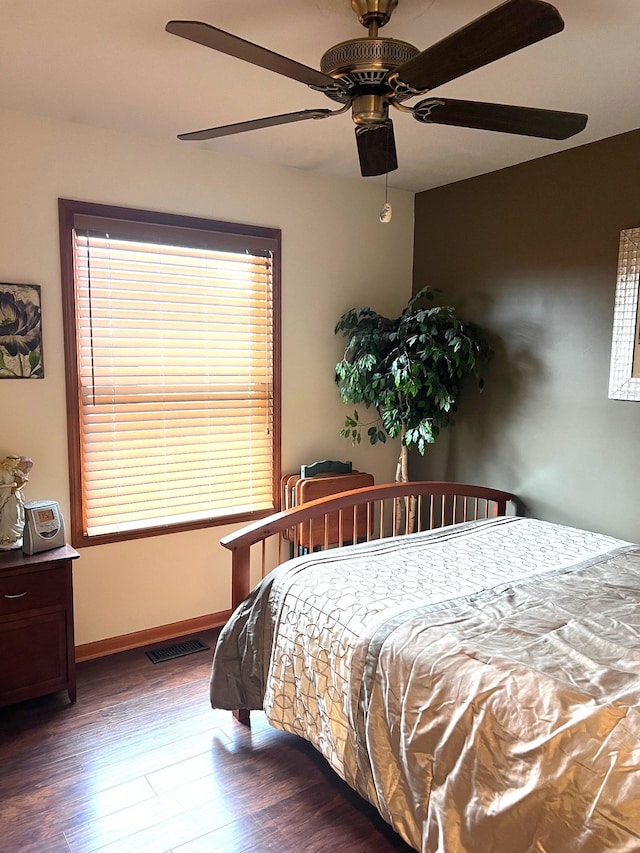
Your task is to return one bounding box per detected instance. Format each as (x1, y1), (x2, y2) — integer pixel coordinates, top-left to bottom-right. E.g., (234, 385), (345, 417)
(4, 592), (27, 599)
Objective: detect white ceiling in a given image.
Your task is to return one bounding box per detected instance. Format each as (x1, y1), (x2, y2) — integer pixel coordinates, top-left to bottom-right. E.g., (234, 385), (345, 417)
(1, 0), (639, 192)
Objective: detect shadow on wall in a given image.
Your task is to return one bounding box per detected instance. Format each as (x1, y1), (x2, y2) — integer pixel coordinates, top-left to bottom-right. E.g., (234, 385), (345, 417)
(441, 312), (545, 513)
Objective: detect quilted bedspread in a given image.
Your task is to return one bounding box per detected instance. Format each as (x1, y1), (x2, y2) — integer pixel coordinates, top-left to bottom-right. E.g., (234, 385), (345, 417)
(210, 517), (640, 853)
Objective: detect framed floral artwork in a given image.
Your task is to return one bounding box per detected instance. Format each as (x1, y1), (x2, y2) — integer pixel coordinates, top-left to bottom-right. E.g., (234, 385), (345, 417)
(0, 283), (44, 379)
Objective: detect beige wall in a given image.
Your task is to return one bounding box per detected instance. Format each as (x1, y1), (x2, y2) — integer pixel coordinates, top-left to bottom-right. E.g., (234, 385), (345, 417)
(0, 108), (414, 644)
(413, 129), (640, 542)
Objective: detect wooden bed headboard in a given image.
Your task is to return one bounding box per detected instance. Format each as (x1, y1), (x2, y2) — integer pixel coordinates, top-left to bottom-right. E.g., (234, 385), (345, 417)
(221, 481), (516, 608)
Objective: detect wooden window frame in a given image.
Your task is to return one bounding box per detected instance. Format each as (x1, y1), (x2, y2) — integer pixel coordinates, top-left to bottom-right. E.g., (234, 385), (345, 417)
(58, 199), (281, 548)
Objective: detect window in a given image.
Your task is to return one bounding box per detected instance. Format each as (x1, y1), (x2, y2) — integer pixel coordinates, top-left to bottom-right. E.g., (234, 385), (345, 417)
(59, 199), (280, 546)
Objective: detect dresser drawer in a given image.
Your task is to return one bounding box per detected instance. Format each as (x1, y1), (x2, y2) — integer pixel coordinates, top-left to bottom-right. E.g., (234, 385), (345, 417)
(0, 566), (67, 617)
(0, 545), (78, 707)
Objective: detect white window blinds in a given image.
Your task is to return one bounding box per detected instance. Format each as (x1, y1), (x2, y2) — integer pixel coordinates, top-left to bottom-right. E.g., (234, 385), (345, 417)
(68, 211), (279, 538)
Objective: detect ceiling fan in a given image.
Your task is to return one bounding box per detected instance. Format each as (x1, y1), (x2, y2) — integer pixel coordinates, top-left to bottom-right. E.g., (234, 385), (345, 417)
(166, 0), (588, 178)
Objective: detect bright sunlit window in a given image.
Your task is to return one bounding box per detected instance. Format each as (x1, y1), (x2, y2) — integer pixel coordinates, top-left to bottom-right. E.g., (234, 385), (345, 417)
(59, 200), (280, 546)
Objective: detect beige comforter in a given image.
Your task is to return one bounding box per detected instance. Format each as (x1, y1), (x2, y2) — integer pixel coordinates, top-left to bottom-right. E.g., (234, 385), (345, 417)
(211, 517), (640, 853)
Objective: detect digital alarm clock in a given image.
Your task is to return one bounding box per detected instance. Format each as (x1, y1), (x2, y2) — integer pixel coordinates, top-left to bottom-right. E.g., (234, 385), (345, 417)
(22, 500), (66, 555)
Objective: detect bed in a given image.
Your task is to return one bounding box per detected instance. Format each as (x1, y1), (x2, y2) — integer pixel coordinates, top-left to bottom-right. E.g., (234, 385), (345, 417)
(211, 481), (640, 853)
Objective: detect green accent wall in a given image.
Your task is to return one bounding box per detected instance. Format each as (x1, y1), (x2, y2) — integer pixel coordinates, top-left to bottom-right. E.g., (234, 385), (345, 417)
(413, 129), (640, 541)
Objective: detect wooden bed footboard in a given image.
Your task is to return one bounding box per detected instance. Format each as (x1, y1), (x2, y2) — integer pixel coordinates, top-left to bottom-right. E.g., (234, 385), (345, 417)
(220, 481), (516, 610)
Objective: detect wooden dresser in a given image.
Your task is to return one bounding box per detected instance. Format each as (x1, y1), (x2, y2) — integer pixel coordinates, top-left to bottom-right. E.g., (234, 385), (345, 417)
(0, 544), (79, 707)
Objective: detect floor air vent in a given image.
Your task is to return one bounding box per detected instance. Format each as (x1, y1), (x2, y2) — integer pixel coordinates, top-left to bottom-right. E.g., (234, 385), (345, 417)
(145, 638), (210, 664)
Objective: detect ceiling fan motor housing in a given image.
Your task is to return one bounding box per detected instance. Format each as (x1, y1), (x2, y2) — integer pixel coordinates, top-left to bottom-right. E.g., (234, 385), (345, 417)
(320, 38), (419, 101)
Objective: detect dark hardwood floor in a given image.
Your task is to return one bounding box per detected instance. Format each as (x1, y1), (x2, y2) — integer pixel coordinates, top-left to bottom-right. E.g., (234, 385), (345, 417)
(0, 629), (414, 852)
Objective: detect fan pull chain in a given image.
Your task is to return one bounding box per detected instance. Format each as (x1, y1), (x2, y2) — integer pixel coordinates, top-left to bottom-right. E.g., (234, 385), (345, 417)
(379, 171), (392, 223)
(379, 155), (392, 223)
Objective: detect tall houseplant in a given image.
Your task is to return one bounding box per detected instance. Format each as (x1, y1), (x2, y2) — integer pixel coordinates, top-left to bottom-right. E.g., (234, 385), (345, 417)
(335, 287), (492, 483)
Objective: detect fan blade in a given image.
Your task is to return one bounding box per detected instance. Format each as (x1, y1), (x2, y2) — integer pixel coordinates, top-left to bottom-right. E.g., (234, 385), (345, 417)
(394, 0), (564, 92)
(177, 109), (335, 141)
(356, 122), (398, 177)
(413, 98), (588, 139)
(166, 20), (342, 93)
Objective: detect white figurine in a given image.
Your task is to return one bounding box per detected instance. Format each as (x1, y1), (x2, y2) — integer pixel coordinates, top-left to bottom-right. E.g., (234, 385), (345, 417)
(0, 455), (33, 550)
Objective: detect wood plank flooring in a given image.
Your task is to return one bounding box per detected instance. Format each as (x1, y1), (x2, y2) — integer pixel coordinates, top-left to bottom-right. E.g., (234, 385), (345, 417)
(0, 629), (414, 852)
